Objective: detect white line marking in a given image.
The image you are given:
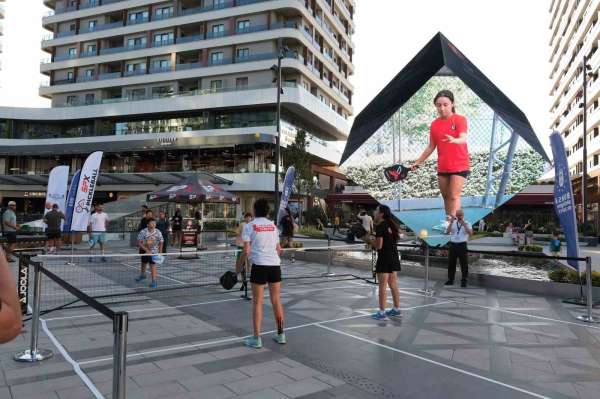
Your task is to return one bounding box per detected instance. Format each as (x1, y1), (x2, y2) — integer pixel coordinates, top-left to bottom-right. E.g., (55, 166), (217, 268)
(314, 323), (551, 399)
(77, 301), (449, 365)
(41, 318), (104, 399)
(121, 262), (187, 285)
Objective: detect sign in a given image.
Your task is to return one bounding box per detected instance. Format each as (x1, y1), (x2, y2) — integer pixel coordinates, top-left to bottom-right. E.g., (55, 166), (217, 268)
(277, 166), (296, 226)
(63, 170), (81, 233)
(45, 165), (69, 213)
(550, 132), (580, 270)
(71, 152), (103, 232)
(180, 218), (199, 255)
(17, 258), (29, 315)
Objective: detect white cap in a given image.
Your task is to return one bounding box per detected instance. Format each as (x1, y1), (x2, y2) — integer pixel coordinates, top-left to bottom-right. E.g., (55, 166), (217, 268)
(8, 201), (16, 206)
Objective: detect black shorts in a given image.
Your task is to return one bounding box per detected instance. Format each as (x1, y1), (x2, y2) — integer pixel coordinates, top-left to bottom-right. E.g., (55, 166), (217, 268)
(438, 170), (470, 178)
(250, 265), (282, 285)
(375, 260), (401, 274)
(139, 249), (155, 265)
(47, 230), (61, 240)
(4, 232), (17, 244)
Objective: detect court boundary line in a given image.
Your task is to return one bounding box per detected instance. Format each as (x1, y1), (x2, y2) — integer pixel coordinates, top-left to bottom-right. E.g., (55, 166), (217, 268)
(40, 318), (104, 399)
(314, 323), (551, 399)
(77, 301), (451, 366)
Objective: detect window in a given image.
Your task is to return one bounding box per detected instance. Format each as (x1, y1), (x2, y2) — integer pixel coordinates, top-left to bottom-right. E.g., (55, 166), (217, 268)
(236, 77), (248, 89)
(88, 20), (97, 30)
(128, 10), (149, 23)
(127, 37), (147, 48)
(85, 93), (95, 105)
(153, 32), (174, 46)
(67, 71), (74, 81)
(210, 80), (223, 92)
(214, 0), (226, 8)
(69, 23), (76, 31)
(85, 69), (95, 78)
(126, 63), (146, 75)
(210, 52), (224, 65)
(126, 88), (146, 100)
(68, 48), (76, 56)
(152, 86), (171, 98)
(66, 95), (77, 105)
(155, 6), (173, 19)
(236, 48), (250, 60)
(152, 59), (170, 72)
(211, 24), (225, 37)
(237, 20), (251, 32)
(86, 44), (97, 53)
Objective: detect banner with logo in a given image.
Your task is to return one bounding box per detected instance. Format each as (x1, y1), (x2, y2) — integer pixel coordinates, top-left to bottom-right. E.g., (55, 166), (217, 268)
(45, 165), (69, 214)
(277, 166), (296, 226)
(63, 170), (81, 233)
(550, 132), (580, 270)
(71, 152), (103, 232)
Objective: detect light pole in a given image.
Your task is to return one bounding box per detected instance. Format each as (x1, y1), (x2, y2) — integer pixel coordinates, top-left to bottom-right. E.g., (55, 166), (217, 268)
(581, 56), (598, 234)
(271, 40), (289, 217)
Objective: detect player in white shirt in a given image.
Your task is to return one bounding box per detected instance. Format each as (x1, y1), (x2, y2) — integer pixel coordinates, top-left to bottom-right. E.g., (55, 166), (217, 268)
(236, 199), (285, 349)
(88, 204), (109, 262)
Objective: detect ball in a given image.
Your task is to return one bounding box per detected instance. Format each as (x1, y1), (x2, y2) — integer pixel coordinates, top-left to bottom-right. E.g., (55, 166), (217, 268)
(418, 229), (428, 239)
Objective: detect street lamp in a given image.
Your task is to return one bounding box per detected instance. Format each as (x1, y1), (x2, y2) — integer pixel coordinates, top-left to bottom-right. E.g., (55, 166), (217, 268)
(271, 40), (289, 218)
(580, 56), (599, 234)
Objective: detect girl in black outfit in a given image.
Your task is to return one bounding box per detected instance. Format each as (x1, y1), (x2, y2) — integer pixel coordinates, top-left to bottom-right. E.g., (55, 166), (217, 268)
(170, 209), (183, 247)
(363, 204), (401, 320)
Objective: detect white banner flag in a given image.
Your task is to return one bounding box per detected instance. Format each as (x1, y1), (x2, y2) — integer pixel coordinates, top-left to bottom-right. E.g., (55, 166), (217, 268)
(45, 165), (70, 214)
(70, 151), (103, 232)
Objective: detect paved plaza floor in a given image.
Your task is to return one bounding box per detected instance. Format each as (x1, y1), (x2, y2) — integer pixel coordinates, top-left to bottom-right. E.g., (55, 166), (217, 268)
(1, 256), (600, 399)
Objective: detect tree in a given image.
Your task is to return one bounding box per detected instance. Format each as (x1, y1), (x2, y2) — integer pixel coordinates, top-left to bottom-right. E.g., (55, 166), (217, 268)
(282, 129), (315, 200)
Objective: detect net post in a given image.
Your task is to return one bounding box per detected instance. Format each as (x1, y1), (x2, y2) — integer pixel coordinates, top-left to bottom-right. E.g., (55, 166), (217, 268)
(577, 257), (600, 323)
(14, 262), (54, 363)
(17, 255), (30, 316)
(112, 311), (129, 399)
(322, 235), (336, 277)
(419, 243), (433, 296)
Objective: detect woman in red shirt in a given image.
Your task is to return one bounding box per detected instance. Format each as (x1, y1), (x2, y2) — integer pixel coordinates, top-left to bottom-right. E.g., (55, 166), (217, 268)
(411, 90), (469, 224)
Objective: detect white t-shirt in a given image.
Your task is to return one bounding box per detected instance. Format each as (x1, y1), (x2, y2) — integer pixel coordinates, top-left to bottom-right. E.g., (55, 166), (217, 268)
(449, 220), (471, 243)
(242, 217), (280, 266)
(89, 212), (109, 232)
(358, 214), (373, 232)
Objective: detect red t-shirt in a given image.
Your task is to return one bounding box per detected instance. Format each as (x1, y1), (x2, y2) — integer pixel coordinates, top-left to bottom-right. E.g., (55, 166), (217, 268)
(429, 114), (469, 173)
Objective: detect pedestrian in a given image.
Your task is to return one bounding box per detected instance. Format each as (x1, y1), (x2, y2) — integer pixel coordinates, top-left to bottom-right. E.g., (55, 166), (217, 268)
(0, 248), (22, 343)
(170, 209), (183, 247)
(333, 214), (340, 234)
(138, 208), (152, 232)
(445, 209), (473, 287)
(236, 199), (285, 348)
(236, 212), (253, 277)
(280, 208), (295, 248)
(550, 230), (561, 257)
(135, 218), (164, 289)
(357, 209), (374, 235)
(362, 204), (401, 320)
(156, 211), (170, 254)
(2, 201), (19, 262)
(43, 204), (65, 254)
(524, 219), (534, 245)
(88, 204), (109, 262)
(478, 218), (486, 232)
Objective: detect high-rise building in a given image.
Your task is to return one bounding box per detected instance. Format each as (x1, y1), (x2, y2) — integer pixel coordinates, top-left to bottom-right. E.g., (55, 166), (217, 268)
(0, 0), (355, 217)
(548, 0), (600, 211)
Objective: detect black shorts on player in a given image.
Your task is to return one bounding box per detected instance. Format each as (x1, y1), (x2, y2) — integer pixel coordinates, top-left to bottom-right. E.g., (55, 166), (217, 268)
(250, 265), (282, 285)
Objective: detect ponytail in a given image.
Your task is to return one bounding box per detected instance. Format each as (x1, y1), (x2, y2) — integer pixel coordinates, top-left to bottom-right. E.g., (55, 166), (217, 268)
(377, 205), (399, 242)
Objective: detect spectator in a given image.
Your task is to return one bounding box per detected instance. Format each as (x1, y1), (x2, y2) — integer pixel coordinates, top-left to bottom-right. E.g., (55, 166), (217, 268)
(2, 201), (19, 262)
(170, 209), (183, 247)
(280, 208), (295, 249)
(524, 219), (534, 245)
(333, 214), (341, 234)
(358, 209), (374, 235)
(138, 208), (152, 232)
(43, 204), (65, 254)
(88, 204), (109, 262)
(236, 213), (253, 276)
(478, 218), (486, 232)
(0, 248), (22, 343)
(156, 211), (170, 254)
(445, 209), (473, 288)
(550, 231), (561, 257)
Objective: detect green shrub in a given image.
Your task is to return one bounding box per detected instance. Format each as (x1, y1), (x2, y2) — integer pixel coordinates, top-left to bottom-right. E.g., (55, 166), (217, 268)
(518, 245), (543, 253)
(548, 268), (600, 286)
(299, 226), (326, 239)
(292, 241), (304, 248)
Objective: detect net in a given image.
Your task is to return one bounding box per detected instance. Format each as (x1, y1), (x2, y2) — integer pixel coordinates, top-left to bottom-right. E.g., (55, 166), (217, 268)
(31, 244), (369, 316)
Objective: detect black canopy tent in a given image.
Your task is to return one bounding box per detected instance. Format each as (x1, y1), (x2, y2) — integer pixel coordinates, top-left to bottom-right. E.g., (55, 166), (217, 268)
(146, 175), (239, 204)
(340, 32), (550, 165)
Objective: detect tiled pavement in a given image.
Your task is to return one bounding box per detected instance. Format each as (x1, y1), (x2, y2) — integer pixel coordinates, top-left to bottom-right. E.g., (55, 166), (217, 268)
(2, 257), (600, 398)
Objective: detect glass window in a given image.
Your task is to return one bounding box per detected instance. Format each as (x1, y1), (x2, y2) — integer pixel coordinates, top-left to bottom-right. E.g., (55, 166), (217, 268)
(210, 52), (224, 65)
(86, 44), (96, 53)
(152, 59), (170, 71)
(236, 48), (249, 59)
(85, 69), (95, 77)
(127, 37), (147, 48)
(153, 32), (174, 45)
(66, 95), (77, 105)
(85, 93), (95, 105)
(155, 6), (173, 18)
(88, 20), (97, 29)
(211, 24), (225, 37)
(126, 88), (146, 100)
(236, 77), (248, 89)
(237, 20), (251, 32)
(67, 71), (74, 80)
(68, 48), (76, 56)
(210, 80), (223, 91)
(214, 0), (226, 8)
(152, 86), (171, 98)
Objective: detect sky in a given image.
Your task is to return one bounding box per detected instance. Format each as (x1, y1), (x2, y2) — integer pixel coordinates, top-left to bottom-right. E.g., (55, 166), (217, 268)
(0, 0), (550, 139)
(351, 0), (550, 145)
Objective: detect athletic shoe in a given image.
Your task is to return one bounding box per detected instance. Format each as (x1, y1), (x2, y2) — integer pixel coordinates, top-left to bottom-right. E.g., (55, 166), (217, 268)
(444, 280), (454, 286)
(385, 308), (402, 318)
(134, 275), (146, 283)
(371, 311), (388, 321)
(273, 333), (287, 344)
(432, 219), (450, 232)
(461, 281), (467, 288)
(244, 336), (263, 349)
(149, 280), (158, 289)
(101, 257), (107, 262)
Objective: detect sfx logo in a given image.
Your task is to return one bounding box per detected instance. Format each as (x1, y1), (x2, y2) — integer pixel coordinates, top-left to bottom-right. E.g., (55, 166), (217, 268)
(75, 199), (88, 213)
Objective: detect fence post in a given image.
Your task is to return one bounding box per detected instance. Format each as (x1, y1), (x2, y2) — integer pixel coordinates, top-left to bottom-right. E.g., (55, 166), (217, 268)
(322, 235), (335, 277)
(17, 255), (30, 315)
(419, 244), (433, 296)
(577, 257), (600, 323)
(14, 263), (54, 362)
(112, 311), (129, 399)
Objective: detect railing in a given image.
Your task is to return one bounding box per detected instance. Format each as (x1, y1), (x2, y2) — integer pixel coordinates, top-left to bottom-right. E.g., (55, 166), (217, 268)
(126, 16), (149, 26)
(54, 53), (77, 61)
(149, 66), (172, 74)
(153, 11), (174, 21)
(79, 20), (124, 34)
(123, 69), (146, 77)
(152, 39), (175, 48)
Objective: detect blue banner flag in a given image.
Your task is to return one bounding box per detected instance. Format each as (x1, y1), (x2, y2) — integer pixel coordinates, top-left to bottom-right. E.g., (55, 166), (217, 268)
(63, 170), (81, 233)
(277, 166), (296, 226)
(550, 132), (580, 270)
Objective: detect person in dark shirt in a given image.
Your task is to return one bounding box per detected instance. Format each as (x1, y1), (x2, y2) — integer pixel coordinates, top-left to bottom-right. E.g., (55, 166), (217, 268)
(170, 209), (183, 247)
(362, 204), (401, 320)
(43, 204), (65, 254)
(156, 211), (170, 254)
(280, 208), (295, 248)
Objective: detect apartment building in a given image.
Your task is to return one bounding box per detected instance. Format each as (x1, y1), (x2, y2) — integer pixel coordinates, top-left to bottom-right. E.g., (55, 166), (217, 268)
(549, 0), (600, 208)
(0, 0), (355, 215)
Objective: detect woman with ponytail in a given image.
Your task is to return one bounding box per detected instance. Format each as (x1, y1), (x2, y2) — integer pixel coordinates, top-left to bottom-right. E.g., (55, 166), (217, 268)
(363, 204), (401, 320)
(411, 90), (470, 231)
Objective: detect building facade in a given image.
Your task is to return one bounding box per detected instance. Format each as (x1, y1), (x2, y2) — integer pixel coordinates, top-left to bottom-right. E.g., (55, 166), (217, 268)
(548, 0), (600, 216)
(0, 0), (355, 217)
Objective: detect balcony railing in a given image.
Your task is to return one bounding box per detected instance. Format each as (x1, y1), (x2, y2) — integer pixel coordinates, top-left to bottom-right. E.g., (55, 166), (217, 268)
(79, 20), (124, 34)
(123, 68), (147, 77)
(126, 16), (150, 26)
(54, 53), (77, 61)
(152, 39), (175, 48)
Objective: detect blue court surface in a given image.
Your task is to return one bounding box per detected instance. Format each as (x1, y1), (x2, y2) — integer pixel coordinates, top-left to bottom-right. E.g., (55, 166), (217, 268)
(2, 250), (600, 399)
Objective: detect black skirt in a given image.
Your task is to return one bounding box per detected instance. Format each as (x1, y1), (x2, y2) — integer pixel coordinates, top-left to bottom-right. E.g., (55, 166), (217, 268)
(375, 249), (401, 273)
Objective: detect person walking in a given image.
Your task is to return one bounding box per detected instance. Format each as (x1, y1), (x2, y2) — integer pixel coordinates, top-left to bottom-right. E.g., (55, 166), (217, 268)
(362, 205), (401, 320)
(156, 211), (170, 254)
(445, 209), (473, 287)
(236, 199), (285, 348)
(280, 208), (295, 249)
(550, 230), (561, 257)
(43, 204), (65, 254)
(235, 212), (253, 276)
(88, 204), (109, 262)
(135, 218), (164, 289)
(2, 201), (19, 262)
(524, 219), (534, 245)
(170, 209), (183, 247)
